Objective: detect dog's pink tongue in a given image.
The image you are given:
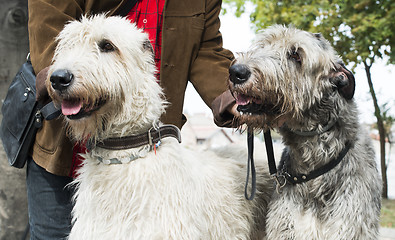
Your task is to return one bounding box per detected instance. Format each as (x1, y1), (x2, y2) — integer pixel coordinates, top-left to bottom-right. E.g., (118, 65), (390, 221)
(61, 100), (82, 116)
(236, 94), (251, 106)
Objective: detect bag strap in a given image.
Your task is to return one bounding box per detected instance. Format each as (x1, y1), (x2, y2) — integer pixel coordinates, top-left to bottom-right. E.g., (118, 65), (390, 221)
(33, 102), (60, 129)
(26, 53), (60, 123)
(40, 102), (61, 120)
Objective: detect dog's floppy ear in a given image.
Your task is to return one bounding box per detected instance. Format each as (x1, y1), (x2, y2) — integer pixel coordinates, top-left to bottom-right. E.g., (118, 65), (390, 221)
(329, 62), (355, 100)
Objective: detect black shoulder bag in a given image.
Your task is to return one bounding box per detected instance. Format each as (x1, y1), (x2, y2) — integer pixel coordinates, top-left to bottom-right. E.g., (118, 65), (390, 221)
(0, 58), (60, 168)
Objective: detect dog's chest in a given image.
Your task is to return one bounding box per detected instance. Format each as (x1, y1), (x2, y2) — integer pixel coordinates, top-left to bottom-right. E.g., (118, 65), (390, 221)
(70, 146), (250, 239)
(71, 153), (192, 237)
(267, 191), (333, 239)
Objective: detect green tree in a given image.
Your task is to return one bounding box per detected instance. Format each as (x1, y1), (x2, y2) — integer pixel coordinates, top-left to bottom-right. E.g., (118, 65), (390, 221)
(225, 0), (395, 198)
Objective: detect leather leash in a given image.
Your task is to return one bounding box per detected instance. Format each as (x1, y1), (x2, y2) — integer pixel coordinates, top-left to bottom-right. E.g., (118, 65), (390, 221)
(245, 126), (351, 199)
(245, 129), (256, 200)
(245, 128), (276, 200)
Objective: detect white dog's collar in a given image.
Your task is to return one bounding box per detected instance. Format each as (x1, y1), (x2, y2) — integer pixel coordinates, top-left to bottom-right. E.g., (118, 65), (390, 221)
(92, 124), (180, 165)
(95, 124), (181, 150)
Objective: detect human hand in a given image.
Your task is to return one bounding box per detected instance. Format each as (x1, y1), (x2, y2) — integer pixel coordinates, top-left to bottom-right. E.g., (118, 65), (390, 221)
(226, 103), (240, 117)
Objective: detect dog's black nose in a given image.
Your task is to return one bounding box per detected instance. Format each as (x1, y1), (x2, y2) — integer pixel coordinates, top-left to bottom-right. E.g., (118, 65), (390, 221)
(50, 69), (74, 92)
(229, 64), (251, 85)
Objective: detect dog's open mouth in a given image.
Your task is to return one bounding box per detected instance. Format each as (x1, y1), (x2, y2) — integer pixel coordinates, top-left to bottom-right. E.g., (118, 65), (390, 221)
(234, 92), (282, 115)
(61, 98), (106, 120)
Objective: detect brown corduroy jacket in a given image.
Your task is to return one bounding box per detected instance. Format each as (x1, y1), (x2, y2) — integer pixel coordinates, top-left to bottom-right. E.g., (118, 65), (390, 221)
(28, 0), (235, 176)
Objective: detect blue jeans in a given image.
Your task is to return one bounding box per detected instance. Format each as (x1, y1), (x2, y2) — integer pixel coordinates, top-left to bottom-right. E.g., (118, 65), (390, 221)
(26, 157), (74, 240)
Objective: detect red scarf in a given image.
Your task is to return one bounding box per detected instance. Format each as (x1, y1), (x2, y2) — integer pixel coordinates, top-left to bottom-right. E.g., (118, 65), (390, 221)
(127, 0), (165, 80)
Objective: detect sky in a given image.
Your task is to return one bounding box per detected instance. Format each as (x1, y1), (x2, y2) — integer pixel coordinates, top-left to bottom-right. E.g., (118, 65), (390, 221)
(183, 4), (395, 124)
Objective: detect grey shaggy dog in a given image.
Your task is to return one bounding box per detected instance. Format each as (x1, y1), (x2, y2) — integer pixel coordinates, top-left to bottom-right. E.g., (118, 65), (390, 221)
(228, 25), (382, 240)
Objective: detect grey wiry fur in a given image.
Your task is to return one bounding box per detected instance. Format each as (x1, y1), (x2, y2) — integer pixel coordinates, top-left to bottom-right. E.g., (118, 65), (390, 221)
(229, 25), (382, 240)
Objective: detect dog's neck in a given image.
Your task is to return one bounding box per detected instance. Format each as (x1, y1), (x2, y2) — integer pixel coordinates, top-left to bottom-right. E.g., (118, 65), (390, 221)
(281, 114), (336, 137)
(278, 113), (355, 175)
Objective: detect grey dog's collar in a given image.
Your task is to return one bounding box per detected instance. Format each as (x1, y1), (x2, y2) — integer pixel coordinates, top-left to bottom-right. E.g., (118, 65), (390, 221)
(277, 141), (352, 185)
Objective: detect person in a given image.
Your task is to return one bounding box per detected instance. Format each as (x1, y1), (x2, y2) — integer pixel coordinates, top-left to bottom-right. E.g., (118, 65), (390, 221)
(27, 0), (237, 239)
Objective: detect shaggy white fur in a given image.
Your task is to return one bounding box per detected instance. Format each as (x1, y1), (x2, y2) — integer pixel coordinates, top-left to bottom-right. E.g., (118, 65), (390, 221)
(47, 15), (273, 239)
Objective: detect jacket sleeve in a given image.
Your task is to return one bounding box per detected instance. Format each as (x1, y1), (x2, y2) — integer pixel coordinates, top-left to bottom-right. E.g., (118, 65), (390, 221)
(28, 0), (84, 73)
(28, 0), (84, 101)
(188, 0), (236, 127)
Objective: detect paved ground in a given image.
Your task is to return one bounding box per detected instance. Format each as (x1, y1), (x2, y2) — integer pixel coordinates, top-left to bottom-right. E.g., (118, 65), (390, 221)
(381, 227), (395, 240)
(0, 141), (28, 240)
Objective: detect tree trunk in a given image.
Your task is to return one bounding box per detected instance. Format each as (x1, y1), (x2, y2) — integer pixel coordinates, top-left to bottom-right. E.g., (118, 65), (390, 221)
(364, 60), (388, 199)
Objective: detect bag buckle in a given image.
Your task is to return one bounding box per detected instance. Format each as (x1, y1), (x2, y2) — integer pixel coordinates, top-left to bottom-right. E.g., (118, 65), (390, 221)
(34, 110), (43, 128)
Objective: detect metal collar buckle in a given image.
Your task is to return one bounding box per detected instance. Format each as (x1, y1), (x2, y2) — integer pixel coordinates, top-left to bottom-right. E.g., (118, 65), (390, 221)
(273, 172), (290, 194)
(147, 126), (161, 148)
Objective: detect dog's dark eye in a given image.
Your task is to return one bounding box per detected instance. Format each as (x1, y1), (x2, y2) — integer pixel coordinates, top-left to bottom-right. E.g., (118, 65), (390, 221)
(143, 40), (154, 54)
(98, 40), (116, 52)
(289, 50), (301, 63)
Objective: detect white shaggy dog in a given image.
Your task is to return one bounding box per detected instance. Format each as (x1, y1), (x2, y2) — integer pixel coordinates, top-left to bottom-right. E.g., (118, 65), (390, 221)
(46, 15), (273, 239)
